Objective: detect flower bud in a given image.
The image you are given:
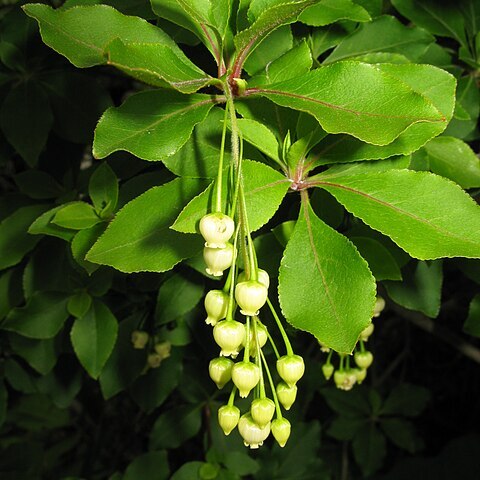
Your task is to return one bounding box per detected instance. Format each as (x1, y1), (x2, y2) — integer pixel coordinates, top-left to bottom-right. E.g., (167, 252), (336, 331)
(334, 369), (357, 391)
(322, 363), (334, 380)
(354, 368), (367, 384)
(271, 417), (291, 447)
(209, 357), (234, 389)
(374, 296), (385, 317)
(238, 413), (271, 448)
(147, 352), (163, 369)
(318, 340), (330, 353)
(213, 320), (245, 357)
(131, 330), (149, 349)
(232, 361), (260, 398)
(199, 212), (235, 248)
(354, 351), (373, 369)
(251, 398), (275, 428)
(204, 243), (234, 277)
(218, 404), (240, 435)
(276, 354), (305, 388)
(235, 280), (268, 316)
(204, 289), (229, 326)
(154, 341), (171, 360)
(237, 269), (270, 288)
(360, 322), (374, 342)
(276, 382), (297, 410)
(244, 320), (268, 355)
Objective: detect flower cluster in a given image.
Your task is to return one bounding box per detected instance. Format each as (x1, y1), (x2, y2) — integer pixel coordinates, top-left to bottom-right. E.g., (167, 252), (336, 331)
(320, 296), (385, 391)
(130, 330), (172, 370)
(200, 214), (304, 449)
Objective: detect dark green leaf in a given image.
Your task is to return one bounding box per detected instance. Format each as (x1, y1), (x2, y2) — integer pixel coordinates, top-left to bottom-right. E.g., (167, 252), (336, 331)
(352, 423), (387, 476)
(2, 291), (69, 339)
(89, 162), (118, 216)
(278, 203), (376, 353)
(124, 451), (169, 480)
(93, 90), (217, 161)
(87, 178), (207, 273)
(381, 418), (423, 453)
(71, 223), (107, 274)
(67, 291), (92, 318)
(381, 383), (430, 417)
(14, 170), (63, 200)
(463, 294), (480, 338)
(70, 299), (118, 378)
(9, 334), (57, 375)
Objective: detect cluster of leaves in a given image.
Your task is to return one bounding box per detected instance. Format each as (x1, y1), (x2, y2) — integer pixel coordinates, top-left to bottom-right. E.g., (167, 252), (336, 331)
(0, 0), (480, 479)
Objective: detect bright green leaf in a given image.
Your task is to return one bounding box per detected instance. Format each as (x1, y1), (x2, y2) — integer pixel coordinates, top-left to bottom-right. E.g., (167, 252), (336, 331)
(316, 169), (480, 259)
(93, 90), (218, 161)
(28, 204), (77, 242)
(70, 299), (118, 379)
(87, 178), (207, 273)
(252, 61), (445, 147)
(278, 203), (376, 353)
(52, 202), (101, 230)
(23, 4), (176, 67)
(299, 0), (371, 26)
(235, 119), (280, 162)
(2, 291), (69, 339)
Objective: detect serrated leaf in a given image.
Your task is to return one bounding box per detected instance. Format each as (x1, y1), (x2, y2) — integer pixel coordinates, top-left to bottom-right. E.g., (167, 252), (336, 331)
(71, 299), (118, 379)
(250, 61), (445, 146)
(423, 136), (480, 189)
(106, 38), (211, 93)
(278, 203), (376, 353)
(172, 160), (290, 234)
(62, 0), (155, 18)
(316, 63), (456, 164)
(89, 163), (118, 216)
(385, 260), (443, 318)
(93, 90), (217, 161)
(234, 0), (316, 71)
(299, 0), (371, 26)
(315, 169), (480, 259)
(28, 203), (77, 241)
(325, 15), (434, 63)
(0, 81), (53, 167)
(87, 178), (207, 273)
(23, 4), (176, 67)
(0, 205), (49, 270)
(2, 291), (69, 339)
(235, 119), (280, 162)
(52, 202), (101, 230)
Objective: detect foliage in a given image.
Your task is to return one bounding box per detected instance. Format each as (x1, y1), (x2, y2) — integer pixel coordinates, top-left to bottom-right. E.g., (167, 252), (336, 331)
(0, 0), (480, 479)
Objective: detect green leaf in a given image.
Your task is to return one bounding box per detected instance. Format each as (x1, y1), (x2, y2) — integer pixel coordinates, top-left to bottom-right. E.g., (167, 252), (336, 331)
(52, 202), (101, 230)
(315, 169), (480, 259)
(235, 119), (280, 162)
(325, 16), (434, 63)
(352, 424), (386, 476)
(89, 163), (118, 217)
(150, 404), (202, 449)
(0, 268), (23, 321)
(278, 203), (376, 353)
(71, 223), (107, 274)
(251, 61), (445, 147)
(67, 291), (92, 318)
(70, 299), (118, 379)
(173, 160), (290, 234)
(223, 451), (259, 476)
(250, 39), (312, 86)
(155, 273), (204, 325)
(0, 81), (53, 167)
(62, 0), (155, 18)
(350, 236), (402, 281)
(463, 294), (480, 338)
(8, 334), (57, 375)
(28, 204), (77, 241)
(99, 315), (147, 399)
(87, 178), (207, 273)
(315, 63), (456, 164)
(23, 4), (176, 67)
(391, 0), (467, 47)
(105, 38), (211, 93)
(171, 462), (203, 480)
(93, 90), (217, 161)
(299, 0), (371, 26)
(0, 205), (48, 270)
(385, 260), (443, 318)
(233, 0), (316, 70)
(2, 291), (69, 339)
(328, 416), (366, 440)
(321, 387), (372, 416)
(14, 170), (63, 200)
(0, 381), (6, 428)
(124, 451), (169, 480)
(422, 136), (480, 189)
(381, 383), (430, 417)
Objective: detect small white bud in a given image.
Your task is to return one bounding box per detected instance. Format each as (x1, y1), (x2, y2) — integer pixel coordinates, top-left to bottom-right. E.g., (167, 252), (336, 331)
(235, 280), (268, 316)
(203, 243), (234, 276)
(199, 212), (235, 248)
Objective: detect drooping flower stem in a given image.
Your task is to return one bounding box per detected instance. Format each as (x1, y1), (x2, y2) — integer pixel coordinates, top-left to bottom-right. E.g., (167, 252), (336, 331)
(260, 349), (283, 419)
(266, 298), (294, 356)
(215, 104), (229, 213)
